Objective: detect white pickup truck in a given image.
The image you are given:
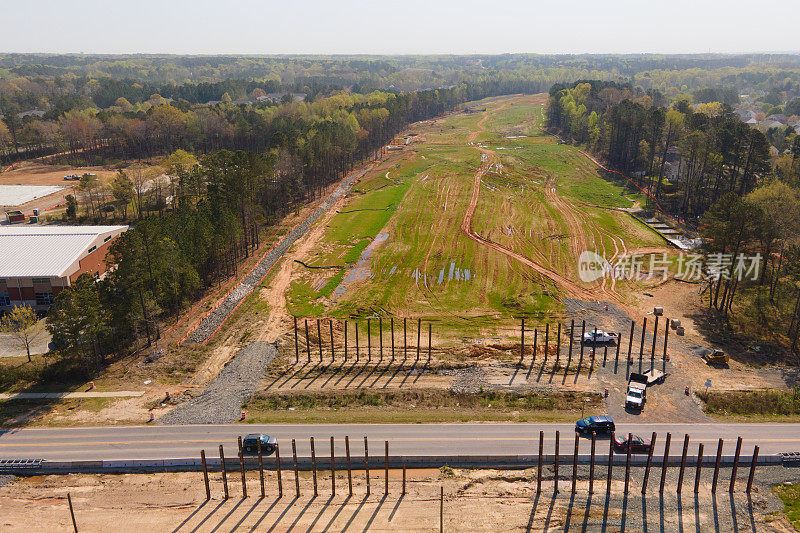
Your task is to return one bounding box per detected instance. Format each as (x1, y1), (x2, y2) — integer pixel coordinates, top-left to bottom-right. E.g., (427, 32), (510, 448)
(582, 330), (618, 344)
(626, 372), (648, 411)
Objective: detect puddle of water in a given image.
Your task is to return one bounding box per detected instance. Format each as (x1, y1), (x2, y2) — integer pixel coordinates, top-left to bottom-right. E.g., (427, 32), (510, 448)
(332, 233), (390, 297)
(413, 262), (475, 285)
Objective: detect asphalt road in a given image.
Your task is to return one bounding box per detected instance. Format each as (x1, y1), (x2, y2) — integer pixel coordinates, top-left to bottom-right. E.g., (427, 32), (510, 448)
(1, 423), (797, 461)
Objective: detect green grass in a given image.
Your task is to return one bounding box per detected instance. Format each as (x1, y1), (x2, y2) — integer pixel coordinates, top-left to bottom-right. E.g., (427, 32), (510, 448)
(285, 96), (666, 338)
(287, 279), (326, 317)
(241, 408), (584, 424)
(774, 483), (800, 530)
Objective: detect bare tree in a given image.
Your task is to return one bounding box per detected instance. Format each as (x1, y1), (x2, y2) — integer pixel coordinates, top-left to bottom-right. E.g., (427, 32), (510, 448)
(128, 163), (153, 219)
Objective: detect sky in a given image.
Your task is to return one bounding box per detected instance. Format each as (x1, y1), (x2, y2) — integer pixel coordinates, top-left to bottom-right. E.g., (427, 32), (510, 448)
(1, 0), (798, 55)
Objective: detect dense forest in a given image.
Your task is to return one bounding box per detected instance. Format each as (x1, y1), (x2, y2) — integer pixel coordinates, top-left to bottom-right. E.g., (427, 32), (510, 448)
(3, 54), (800, 165)
(546, 80), (800, 350)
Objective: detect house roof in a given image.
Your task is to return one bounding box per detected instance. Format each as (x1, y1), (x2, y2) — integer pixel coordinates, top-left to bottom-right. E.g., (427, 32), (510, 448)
(0, 225), (127, 278)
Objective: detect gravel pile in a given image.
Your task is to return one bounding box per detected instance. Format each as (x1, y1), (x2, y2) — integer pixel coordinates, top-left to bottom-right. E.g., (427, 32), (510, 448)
(159, 341), (277, 425)
(445, 365), (489, 393)
(563, 298), (633, 333)
(184, 168), (367, 345)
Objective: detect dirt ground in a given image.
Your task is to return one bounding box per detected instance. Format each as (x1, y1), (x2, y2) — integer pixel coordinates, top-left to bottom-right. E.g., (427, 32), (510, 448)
(627, 279), (797, 391)
(0, 170), (387, 427)
(0, 467), (795, 532)
(0, 161), (116, 187)
(246, 270), (798, 428)
(0, 162), (89, 212)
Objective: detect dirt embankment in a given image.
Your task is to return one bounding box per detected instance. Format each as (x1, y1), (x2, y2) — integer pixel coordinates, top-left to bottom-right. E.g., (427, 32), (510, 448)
(0, 467), (794, 532)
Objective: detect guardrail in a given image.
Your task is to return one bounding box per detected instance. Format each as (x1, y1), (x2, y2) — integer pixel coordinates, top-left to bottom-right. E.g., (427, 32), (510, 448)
(0, 458), (43, 472)
(0, 452), (783, 475)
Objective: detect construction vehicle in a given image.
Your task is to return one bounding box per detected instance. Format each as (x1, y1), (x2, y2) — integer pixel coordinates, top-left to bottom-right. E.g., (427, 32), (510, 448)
(703, 349), (729, 366)
(626, 372), (648, 412)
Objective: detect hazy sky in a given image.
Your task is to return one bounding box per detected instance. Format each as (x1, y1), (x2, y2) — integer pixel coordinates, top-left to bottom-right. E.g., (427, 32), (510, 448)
(2, 0), (798, 55)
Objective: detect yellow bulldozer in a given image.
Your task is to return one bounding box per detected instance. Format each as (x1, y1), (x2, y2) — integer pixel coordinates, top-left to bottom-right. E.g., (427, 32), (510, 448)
(702, 349), (729, 366)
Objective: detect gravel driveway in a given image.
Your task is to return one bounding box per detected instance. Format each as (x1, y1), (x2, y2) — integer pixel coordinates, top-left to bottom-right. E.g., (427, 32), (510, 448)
(159, 341), (277, 424)
(563, 299), (709, 423)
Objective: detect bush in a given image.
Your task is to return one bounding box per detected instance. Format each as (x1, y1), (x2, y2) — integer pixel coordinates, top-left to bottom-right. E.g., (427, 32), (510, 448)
(698, 390), (800, 415)
(244, 389), (602, 411)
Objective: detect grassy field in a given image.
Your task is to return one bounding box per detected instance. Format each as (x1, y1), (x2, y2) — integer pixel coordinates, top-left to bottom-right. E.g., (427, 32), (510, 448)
(698, 389), (800, 422)
(774, 483), (800, 530)
(284, 95), (667, 342)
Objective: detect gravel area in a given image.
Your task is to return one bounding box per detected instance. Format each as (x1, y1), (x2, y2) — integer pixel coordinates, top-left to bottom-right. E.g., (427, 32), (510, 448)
(563, 298), (710, 423)
(444, 365), (489, 393)
(159, 341), (277, 424)
(184, 167), (368, 345)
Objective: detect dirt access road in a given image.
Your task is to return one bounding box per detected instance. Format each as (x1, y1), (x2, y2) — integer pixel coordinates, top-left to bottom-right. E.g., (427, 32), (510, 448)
(461, 100), (599, 300)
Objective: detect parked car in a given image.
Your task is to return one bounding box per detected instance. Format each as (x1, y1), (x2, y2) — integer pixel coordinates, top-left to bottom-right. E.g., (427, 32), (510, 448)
(575, 416), (616, 435)
(613, 434), (652, 454)
(582, 330), (618, 344)
(63, 174), (81, 181)
(242, 433), (278, 455)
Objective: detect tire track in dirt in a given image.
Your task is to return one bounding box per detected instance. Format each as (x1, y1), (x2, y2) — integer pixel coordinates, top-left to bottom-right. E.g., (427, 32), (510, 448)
(531, 107), (628, 299)
(561, 198), (618, 297)
(461, 103), (594, 300)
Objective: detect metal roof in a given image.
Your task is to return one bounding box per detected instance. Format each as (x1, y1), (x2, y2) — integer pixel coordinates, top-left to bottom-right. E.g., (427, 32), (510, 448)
(0, 226), (127, 278)
(0, 185), (67, 207)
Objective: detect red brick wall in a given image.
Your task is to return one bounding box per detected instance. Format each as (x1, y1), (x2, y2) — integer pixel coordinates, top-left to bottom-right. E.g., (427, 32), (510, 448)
(69, 236), (118, 283)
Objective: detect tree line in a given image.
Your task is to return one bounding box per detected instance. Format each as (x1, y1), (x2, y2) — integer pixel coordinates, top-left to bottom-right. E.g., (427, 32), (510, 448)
(4, 53), (800, 166)
(547, 80), (800, 355)
(546, 81), (799, 220)
(40, 83), (488, 373)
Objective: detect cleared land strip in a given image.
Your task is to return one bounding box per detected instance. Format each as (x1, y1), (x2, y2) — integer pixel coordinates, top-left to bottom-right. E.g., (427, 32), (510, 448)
(183, 164), (372, 344)
(462, 107), (592, 299)
(158, 341), (277, 424)
(0, 391), (144, 400)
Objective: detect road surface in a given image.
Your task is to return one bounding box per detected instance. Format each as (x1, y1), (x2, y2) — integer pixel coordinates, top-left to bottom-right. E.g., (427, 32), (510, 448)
(0, 423), (797, 461)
